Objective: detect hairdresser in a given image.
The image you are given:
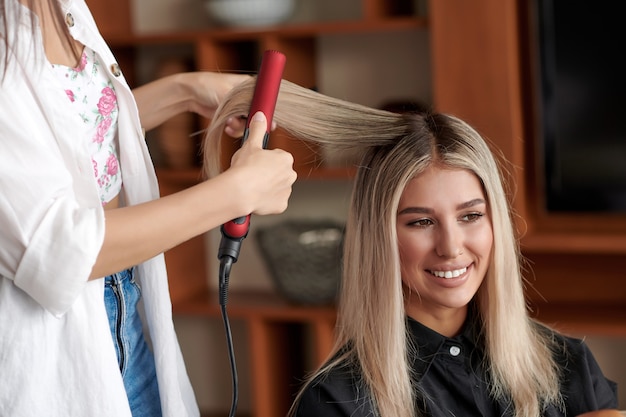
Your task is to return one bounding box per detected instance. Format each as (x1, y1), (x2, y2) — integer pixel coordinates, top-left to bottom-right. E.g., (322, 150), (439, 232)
(203, 79), (620, 417)
(0, 1), (296, 416)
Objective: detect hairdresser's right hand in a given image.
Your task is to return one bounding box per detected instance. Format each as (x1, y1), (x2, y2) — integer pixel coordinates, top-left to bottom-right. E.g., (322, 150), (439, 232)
(227, 111), (296, 216)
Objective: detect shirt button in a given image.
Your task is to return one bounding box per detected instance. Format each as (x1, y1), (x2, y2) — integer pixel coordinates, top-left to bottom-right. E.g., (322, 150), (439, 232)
(110, 63), (122, 77)
(449, 346), (461, 356)
(65, 13), (75, 28)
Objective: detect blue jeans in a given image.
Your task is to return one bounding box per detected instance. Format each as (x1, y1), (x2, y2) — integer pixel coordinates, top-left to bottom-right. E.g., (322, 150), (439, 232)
(104, 268), (162, 417)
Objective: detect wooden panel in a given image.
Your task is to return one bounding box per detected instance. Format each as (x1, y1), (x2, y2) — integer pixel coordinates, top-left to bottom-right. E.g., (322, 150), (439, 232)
(362, 0), (416, 19)
(87, 0), (133, 37)
(156, 169), (209, 307)
(177, 291), (336, 417)
(248, 319), (294, 417)
(312, 318), (336, 366)
(259, 36), (316, 88)
(429, 0), (626, 315)
(429, 0), (526, 207)
(524, 253), (626, 305)
(532, 303), (626, 338)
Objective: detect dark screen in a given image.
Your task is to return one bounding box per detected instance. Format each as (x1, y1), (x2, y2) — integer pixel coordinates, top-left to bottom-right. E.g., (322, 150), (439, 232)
(535, 0), (626, 212)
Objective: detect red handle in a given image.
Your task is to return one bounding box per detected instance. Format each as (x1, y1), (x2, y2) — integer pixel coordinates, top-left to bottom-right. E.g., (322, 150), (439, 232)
(245, 50), (286, 138)
(220, 50), (286, 252)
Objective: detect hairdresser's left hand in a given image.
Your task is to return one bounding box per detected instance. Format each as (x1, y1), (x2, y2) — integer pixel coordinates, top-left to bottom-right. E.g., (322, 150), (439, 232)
(182, 72), (251, 137)
(576, 410), (624, 417)
(133, 71), (251, 133)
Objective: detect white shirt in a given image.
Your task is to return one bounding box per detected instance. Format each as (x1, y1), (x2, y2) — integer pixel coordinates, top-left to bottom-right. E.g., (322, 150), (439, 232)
(0, 1), (199, 416)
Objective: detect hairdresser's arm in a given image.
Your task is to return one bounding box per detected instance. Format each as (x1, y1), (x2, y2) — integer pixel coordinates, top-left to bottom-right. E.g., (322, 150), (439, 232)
(89, 112), (295, 279)
(132, 71), (251, 133)
(577, 411), (624, 417)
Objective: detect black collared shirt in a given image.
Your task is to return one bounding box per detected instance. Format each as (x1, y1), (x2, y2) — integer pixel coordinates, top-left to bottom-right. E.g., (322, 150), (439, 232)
(293, 317), (618, 417)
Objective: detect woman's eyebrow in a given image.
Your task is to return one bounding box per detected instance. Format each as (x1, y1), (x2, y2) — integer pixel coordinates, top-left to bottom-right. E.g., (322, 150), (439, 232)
(457, 198), (486, 210)
(398, 198), (486, 215)
(397, 206), (432, 215)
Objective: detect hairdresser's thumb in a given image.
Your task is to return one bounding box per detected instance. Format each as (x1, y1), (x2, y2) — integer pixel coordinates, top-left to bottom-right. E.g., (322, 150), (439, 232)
(245, 111), (268, 149)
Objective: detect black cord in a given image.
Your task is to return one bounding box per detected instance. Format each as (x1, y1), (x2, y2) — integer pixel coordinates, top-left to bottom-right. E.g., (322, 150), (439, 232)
(219, 256), (238, 417)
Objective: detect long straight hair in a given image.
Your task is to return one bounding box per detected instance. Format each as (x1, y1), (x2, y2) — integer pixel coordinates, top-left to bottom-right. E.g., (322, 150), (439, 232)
(1, 0), (77, 81)
(203, 78), (562, 417)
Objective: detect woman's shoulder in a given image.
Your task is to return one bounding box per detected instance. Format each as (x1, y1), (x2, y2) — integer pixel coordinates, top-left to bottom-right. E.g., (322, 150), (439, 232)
(533, 321), (619, 410)
(533, 321), (600, 360)
(292, 356), (374, 417)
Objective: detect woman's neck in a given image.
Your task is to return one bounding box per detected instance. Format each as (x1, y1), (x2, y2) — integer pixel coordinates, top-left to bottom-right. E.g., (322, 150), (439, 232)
(405, 302), (468, 338)
(21, 0), (84, 67)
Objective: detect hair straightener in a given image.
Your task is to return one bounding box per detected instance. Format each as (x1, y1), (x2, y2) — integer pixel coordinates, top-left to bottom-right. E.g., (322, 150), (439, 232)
(216, 49), (286, 417)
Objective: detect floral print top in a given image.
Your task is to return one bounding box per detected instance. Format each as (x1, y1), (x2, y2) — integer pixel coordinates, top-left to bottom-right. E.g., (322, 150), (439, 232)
(51, 47), (122, 206)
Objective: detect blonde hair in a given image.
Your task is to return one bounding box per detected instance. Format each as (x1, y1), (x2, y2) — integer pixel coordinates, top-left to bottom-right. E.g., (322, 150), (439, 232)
(203, 79), (562, 417)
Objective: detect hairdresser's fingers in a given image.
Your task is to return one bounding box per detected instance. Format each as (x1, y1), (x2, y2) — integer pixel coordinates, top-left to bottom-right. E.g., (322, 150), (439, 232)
(243, 111), (268, 149)
(225, 114), (277, 138)
(224, 116), (246, 138)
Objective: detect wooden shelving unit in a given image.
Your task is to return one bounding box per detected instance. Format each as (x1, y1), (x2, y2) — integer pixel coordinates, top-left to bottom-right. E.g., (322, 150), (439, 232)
(428, 0), (626, 331)
(134, 2), (427, 415)
(107, 8), (427, 179)
(94, 0), (625, 415)
(175, 290), (336, 417)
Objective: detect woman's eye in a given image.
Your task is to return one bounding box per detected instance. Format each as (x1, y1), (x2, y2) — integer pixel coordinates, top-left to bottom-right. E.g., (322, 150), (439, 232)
(409, 218), (434, 227)
(461, 212), (484, 222)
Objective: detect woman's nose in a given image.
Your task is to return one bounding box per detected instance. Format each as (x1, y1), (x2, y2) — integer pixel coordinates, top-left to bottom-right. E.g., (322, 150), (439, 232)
(435, 224), (464, 258)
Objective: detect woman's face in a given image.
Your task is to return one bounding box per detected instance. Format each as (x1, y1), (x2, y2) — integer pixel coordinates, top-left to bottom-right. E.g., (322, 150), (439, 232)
(397, 166), (493, 327)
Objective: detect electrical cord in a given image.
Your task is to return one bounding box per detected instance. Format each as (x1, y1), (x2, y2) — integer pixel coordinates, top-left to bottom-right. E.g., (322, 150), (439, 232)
(215, 50), (286, 417)
(219, 256), (238, 417)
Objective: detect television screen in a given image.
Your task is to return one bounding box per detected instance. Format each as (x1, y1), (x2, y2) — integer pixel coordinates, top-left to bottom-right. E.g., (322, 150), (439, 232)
(533, 0), (626, 212)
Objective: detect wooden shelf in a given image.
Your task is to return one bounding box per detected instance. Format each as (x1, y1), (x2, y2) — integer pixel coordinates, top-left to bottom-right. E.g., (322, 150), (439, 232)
(96, 0), (626, 414)
(532, 303), (626, 337)
(175, 290), (336, 417)
(174, 290), (335, 320)
(106, 16), (427, 46)
(429, 0), (626, 329)
(522, 232), (626, 255)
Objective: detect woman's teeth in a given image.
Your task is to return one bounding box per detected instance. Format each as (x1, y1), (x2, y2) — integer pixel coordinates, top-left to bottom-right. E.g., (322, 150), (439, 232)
(431, 267), (467, 279)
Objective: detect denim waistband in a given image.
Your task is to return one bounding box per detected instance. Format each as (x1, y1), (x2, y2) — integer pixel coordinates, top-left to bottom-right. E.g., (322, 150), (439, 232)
(104, 267), (134, 286)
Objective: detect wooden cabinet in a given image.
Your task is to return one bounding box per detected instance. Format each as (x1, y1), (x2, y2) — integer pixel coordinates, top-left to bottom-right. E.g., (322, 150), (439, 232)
(174, 290), (336, 417)
(103, 1), (427, 179)
(116, 2), (428, 415)
(94, 0), (626, 415)
(429, 0), (626, 335)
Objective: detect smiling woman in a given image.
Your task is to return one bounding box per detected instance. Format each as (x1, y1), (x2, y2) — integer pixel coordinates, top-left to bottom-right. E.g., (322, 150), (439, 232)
(202, 79), (621, 417)
(397, 167), (493, 336)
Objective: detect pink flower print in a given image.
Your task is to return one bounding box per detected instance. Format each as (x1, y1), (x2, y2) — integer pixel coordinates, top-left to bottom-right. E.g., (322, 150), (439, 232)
(65, 89), (75, 102)
(93, 117), (112, 145)
(105, 154), (119, 176)
(74, 51), (88, 72)
(92, 159), (98, 177)
(97, 87), (117, 117)
(98, 175), (110, 189)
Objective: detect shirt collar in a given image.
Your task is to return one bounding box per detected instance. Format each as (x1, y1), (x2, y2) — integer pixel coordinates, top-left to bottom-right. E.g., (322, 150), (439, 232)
(406, 307), (482, 379)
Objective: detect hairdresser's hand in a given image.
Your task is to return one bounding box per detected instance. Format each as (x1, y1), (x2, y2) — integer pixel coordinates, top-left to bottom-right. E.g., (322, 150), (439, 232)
(183, 72), (251, 136)
(178, 72), (276, 138)
(228, 111), (296, 216)
(133, 72), (251, 132)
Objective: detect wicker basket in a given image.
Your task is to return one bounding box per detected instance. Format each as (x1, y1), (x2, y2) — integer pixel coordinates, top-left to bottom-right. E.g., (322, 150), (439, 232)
(255, 220), (344, 305)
